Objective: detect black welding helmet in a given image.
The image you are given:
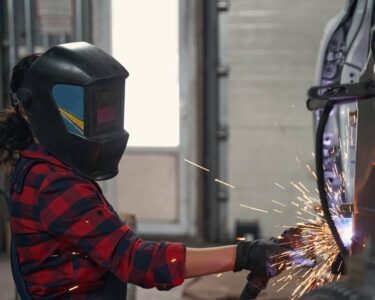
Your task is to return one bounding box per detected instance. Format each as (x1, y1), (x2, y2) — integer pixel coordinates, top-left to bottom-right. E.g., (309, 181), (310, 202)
(11, 42), (129, 180)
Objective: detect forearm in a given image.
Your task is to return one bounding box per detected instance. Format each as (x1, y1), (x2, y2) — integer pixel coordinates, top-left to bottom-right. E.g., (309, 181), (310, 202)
(184, 245), (237, 278)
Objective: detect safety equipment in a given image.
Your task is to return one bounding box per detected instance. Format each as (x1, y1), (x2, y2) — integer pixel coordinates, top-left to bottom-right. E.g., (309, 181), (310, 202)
(236, 239), (289, 299)
(11, 42), (129, 180)
(234, 239), (284, 277)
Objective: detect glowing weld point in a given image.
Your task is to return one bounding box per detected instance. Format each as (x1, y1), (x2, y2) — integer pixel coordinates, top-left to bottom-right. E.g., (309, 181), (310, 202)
(336, 218), (353, 247)
(69, 286), (79, 291)
(236, 237), (246, 241)
(240, 204), (268, 213)
(184, 159), (210, 172)
(214, 179), (235, 189)
(171, 258), (177, 263)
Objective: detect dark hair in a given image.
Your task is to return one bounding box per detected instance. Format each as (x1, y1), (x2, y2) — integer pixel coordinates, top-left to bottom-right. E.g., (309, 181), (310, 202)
(0, 54), (40, 170)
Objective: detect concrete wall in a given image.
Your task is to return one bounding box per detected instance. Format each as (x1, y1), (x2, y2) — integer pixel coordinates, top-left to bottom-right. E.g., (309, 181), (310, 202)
(228, 0), (346, 238)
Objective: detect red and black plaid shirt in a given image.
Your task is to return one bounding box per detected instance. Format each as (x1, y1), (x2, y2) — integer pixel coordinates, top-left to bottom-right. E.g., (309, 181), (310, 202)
(9, 144), (186, 299)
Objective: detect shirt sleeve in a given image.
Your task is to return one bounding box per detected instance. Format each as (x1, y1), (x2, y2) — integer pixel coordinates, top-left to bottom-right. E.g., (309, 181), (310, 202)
(38, 172), (186, 290)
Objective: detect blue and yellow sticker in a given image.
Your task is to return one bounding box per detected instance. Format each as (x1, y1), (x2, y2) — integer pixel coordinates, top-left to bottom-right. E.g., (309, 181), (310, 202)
(52, 84), (85, 136)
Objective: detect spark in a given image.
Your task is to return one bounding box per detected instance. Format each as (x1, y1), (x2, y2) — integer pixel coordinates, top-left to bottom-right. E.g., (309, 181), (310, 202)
(171, 258), (177, 263)
(291, 201), (300, 207)
(272, 200), (287, 207)
(69, 286), (79, 291)
(306, 165), (312, 172)
(290, 181), (306, 195)
(240, 204), (268, 213)
(298, 182), (310, 193)
(216, 273), (222, 278)
(183, 159), (210, 172)
(277, 281), (290, 293)
(275, 182), (286, 190)
(273, 209), (283, 214)
(214, 178), (235, 189)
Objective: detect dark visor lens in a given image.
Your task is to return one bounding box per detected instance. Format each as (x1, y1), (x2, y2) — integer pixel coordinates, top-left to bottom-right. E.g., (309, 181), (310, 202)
(93, 88), (124, 135)
(97, 105), (117, 124)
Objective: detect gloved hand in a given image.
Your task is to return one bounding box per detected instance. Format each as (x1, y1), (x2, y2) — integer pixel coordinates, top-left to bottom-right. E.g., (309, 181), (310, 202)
(234, 239), (290, 279)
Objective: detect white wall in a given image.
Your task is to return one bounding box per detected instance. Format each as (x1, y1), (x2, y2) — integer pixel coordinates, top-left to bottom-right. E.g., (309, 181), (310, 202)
(228, 0), (346, 238)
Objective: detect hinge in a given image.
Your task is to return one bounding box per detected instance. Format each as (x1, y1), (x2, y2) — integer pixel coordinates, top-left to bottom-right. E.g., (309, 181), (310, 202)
(217, 0), (230, 12)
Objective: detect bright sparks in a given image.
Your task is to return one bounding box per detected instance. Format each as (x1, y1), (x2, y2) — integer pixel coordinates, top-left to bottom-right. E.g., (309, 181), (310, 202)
(183, 159), (210, 172)
(275, 182), (286, 190)
(214, 178), (236, 189)
(272, 200), (287, 207)
(240, 204), (268, 213)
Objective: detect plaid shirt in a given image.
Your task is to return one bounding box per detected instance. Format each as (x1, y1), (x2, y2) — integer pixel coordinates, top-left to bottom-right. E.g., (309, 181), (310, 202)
(9, 144), (186, 299)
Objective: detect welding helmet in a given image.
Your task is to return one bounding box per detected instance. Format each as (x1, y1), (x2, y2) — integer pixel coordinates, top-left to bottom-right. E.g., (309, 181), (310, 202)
(11, 42), (129, 180)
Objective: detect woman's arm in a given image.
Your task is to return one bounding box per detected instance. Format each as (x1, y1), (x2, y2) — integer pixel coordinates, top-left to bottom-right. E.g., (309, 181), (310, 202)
(185, 246), (237, 278)
(185, 239), (290, 279)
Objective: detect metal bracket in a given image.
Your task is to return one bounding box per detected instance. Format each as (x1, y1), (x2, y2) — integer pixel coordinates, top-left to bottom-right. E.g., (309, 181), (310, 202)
(217, 126), (229, 140)
(217, 65), (229, 77)
(217, 0), (230, 12)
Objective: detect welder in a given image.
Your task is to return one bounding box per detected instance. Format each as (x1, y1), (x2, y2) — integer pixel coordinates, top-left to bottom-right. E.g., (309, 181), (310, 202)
(2, 42), (292, 299)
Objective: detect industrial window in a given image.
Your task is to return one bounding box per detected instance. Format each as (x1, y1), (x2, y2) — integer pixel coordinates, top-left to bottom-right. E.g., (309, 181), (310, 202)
(111, 0), (180, 147)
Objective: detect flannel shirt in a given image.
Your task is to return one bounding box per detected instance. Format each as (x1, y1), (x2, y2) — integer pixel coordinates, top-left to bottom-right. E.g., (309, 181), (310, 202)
(9, 144), (186, 299)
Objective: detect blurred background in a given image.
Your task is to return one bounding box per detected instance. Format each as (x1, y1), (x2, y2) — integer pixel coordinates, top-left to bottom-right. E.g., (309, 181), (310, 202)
(0, 0), (346, 299)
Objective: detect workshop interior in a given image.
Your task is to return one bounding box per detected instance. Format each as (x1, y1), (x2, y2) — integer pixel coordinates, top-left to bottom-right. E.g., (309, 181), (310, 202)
(1, 0), (375, 299)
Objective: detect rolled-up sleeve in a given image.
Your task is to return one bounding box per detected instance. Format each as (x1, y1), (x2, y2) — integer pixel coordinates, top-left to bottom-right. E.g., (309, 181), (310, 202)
(38, 172), (186, 290)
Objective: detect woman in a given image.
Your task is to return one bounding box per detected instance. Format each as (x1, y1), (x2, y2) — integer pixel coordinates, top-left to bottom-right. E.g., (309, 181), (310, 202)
(3, 42), (289, 299)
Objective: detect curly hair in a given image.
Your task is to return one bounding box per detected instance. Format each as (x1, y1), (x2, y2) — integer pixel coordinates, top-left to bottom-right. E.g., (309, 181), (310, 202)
(0, 54), (40, 172)
(0, 107), (33, 169)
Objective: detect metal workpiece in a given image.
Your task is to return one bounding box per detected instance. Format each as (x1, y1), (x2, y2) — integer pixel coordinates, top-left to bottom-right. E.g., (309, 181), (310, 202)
(311, 0), (375, 250)
(352, 55), (375, 257)
(338, 0), (374, 205)
(302, 241), (375, 300)
(304, 1), (375, 298)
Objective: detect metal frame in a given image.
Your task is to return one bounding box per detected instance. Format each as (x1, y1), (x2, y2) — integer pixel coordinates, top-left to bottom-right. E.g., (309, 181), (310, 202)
(202, 0), (229, 242)
(0, 0), (6, 109)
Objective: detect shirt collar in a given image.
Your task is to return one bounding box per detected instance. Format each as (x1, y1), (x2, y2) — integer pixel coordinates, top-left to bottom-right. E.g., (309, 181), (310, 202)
(19, 143), (70, 169)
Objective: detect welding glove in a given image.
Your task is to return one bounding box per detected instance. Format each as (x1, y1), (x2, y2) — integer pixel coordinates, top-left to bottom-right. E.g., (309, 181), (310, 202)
(234, 239), (289, 278)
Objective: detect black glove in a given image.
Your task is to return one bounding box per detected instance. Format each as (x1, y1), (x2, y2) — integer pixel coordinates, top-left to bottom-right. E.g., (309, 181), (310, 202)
(234, 239), (288, 278)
